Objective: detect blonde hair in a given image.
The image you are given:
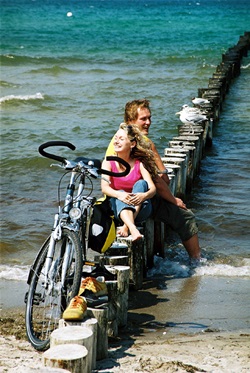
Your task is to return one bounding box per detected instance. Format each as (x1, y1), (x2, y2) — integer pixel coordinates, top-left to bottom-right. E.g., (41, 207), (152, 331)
(124, 99), (151, 123)
(119, 123), (158, 180)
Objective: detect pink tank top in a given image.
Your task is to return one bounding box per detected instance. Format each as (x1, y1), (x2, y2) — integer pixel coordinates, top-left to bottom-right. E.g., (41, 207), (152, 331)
(110, 159), (142, 192)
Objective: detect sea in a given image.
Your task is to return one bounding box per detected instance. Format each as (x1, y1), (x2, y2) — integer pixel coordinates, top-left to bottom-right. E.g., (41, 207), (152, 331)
(1, 0), (250, 291)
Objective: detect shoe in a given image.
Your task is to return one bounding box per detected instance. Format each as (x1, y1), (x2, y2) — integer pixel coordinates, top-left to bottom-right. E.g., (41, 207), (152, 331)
(84, 294), (109, 308)
(78, 276), (108, 297)
(62, 296), (87, 321)
(82, 263), (116, 281)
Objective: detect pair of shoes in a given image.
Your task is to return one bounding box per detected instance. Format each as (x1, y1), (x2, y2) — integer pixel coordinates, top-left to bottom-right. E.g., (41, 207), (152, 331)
(78, 276), (108, 297)
(62, 296), (87, 321)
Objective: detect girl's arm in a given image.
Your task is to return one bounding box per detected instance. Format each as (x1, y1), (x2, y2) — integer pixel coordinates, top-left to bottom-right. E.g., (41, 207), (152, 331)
(101, 159), (130, 202)
(139, 163), (156, 200)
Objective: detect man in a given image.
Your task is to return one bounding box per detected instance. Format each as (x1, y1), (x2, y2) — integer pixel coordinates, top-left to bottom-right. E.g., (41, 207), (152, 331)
(106, 99), (201, 261)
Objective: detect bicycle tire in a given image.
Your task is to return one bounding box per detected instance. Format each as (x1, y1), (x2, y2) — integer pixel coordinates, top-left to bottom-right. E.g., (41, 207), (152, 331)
(25, 229), (83, 351)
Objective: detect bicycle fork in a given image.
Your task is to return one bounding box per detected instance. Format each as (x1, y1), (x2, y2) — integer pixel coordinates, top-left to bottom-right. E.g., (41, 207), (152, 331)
(44, 216), (73, 294)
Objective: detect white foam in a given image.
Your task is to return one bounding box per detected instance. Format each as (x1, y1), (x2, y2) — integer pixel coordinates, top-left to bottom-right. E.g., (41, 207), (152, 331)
(148, 256), (190, 278)
(194, 264), (250, 277)
(0, 265), (29, 281)
(147, 256), (250, 278)
(0, 92), (44, 104)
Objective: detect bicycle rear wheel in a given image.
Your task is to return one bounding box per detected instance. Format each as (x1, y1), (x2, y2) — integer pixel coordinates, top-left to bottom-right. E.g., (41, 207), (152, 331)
(25, 229), (83, 350)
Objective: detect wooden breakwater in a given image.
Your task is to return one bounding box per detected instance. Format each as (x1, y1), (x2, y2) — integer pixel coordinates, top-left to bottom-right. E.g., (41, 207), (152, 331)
(40, 33), (250, 373)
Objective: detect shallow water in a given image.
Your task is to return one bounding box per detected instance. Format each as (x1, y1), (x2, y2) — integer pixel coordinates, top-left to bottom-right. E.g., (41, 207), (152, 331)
(1, 0), (250, 282)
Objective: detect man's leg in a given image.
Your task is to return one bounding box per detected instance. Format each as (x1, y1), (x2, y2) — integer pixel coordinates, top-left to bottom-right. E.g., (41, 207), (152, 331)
(182, 234), (201, 259)
(152, 195), (201, 260)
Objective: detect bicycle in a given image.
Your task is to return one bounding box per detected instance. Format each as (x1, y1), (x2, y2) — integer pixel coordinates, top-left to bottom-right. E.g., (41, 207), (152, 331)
(24, 140), (130, 351)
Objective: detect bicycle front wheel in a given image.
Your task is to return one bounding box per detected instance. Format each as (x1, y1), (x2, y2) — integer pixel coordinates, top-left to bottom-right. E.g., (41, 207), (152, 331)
(25, 229), (83, 350)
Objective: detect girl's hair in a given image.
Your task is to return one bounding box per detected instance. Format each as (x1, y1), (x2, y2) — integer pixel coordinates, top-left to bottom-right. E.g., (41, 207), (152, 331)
(119, 123), (158, 180)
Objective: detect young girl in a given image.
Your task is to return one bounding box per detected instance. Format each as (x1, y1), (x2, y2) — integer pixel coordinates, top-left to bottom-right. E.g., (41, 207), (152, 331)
(101, 123), (158, 242)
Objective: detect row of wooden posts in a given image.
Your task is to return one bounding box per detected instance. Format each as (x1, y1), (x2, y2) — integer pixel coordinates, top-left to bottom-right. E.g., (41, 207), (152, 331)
(41, 32), (249, 373)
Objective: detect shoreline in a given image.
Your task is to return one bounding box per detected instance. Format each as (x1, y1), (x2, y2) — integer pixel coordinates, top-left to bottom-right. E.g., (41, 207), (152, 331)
(1, 315), (250, 372)
(1, 275), (250, 372)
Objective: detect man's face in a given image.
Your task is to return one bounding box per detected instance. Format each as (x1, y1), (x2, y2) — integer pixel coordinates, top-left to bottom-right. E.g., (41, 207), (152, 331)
(133, 107), (151, 135)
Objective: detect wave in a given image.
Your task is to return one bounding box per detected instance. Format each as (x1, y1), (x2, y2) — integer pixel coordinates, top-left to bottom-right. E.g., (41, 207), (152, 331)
(0, 265), (29, 282)
(1, 256), (250, 283)
(0, 92), (44, 104)
(148, 256), (250, 279)
(0, 80), (21, 88)
(0, 53), (93, 66)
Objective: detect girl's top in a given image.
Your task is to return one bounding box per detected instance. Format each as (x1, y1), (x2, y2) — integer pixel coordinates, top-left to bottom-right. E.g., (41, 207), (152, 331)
(109, 159), (142, 192)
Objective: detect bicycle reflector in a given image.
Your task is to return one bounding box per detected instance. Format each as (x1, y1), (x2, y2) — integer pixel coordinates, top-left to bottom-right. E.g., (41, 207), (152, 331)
(69, 207), (81, 220)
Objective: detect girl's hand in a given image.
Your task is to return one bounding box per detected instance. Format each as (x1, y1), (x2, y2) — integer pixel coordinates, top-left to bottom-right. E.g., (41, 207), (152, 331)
(127, 193), (145, 205)
(116, 191), (133, 204)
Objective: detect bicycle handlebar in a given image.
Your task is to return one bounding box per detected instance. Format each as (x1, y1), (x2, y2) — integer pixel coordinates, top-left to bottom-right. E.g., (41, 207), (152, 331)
(38, 141), (130, 177)
(39, 141), (76, 164)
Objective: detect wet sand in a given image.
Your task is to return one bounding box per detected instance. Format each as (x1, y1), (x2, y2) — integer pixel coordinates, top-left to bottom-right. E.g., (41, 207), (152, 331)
(0, 275), (250, 372)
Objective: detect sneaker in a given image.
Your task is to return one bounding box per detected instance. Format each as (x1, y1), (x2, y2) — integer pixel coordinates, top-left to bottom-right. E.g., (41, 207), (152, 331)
(78, 276), (108, 297)
(84, 294), (109, 308)
(62, 296), (87, 321)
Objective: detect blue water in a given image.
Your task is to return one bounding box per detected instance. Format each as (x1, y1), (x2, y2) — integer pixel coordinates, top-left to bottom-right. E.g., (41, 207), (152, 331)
(1, 0), (250, 282)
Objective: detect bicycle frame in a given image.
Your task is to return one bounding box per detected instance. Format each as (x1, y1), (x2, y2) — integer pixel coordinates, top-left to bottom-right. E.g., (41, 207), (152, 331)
(44, 168), (93, 290)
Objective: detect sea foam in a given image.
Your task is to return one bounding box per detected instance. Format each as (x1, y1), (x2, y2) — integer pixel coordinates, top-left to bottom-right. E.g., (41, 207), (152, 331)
(0, 265), (29, 281)
(0, 92), (44, 104)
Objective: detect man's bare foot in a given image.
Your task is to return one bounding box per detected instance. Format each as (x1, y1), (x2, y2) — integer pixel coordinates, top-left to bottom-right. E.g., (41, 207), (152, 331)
(117, 225), (129, 237)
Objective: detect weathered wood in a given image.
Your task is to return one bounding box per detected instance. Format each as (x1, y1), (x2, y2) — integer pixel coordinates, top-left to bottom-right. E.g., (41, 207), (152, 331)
(59, 318), (97, 370)
(153, 221), (165, 258)
(86, 307), (108, 360)
(143, 218), (155, 270)
(115, 236), (144, 290)
(50, 326), (93, 373)
(43, 344), (88, 373)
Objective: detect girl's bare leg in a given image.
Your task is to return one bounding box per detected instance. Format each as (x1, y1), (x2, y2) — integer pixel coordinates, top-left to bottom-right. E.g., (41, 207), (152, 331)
(119, 209), (143, 242)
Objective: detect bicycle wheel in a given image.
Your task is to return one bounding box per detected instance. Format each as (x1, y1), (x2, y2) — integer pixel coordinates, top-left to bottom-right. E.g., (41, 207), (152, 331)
(25, 228), (83, 350)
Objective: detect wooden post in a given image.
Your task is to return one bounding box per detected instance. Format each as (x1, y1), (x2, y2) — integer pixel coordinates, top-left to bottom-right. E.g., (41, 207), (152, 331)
(143, 218), (155, 270)
(115, 236), (144, 290)
(86, 307), (108, 360)
(50, 326), (93, 373)
(59, 318), (97, 370)
(43, 344), (88, 373)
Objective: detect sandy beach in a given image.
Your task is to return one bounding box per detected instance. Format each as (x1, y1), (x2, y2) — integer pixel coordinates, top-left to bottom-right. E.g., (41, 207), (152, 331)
(1, 327), (250, 373)
(1, 275), (250, 372)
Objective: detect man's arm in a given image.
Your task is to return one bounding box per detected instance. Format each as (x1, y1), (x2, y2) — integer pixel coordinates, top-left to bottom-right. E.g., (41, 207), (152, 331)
(150, 140), (170, 185)
(155, 175), (187, 209)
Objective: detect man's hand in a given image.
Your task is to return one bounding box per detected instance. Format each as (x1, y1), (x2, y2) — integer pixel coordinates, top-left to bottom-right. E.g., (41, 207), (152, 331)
(175, 197), (187, 210)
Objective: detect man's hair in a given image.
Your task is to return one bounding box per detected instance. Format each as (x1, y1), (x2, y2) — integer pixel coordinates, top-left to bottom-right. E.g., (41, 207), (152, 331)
(124, 99), (151, 123)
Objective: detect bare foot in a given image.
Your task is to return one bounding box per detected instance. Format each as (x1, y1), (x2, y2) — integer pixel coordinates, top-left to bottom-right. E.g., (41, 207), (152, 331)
(130, 226), (143, 242)
(117, 225), (129, 237)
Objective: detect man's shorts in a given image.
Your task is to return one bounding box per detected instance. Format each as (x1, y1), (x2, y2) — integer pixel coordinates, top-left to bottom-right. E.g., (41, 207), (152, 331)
(151, 195), (198, 242)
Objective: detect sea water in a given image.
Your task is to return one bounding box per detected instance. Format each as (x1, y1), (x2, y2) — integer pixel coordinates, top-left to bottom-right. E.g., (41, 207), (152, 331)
(1, 0), (250, 285)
